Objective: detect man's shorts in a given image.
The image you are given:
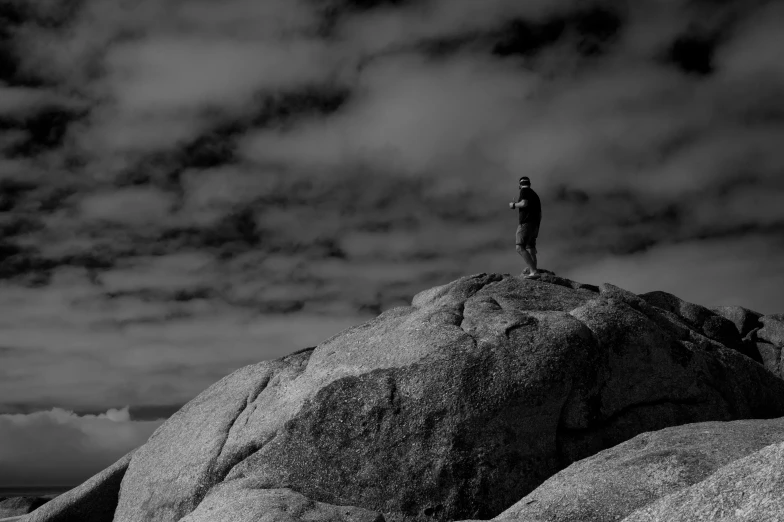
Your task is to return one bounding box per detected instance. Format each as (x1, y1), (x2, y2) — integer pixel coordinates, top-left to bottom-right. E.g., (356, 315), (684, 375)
(516, 223), (539, 251)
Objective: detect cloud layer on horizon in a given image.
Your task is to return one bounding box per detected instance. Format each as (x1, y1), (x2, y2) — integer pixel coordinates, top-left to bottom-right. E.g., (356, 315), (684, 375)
(0, 407), (162, 487)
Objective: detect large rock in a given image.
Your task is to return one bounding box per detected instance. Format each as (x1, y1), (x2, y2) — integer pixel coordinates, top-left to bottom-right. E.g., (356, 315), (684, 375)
(738, 314), (784, 377)
(710, 306), (761, 338)
(496, 417), (784, 522)
(622, 438), (784, 521)
(25, 451), (132, 522)
(758, 314), (784, 346)
(30, 274), (784, 522)
(756, 342), (783, 379)
(112, 349), (317, 522)
(640, 291), (745, 352)
(116, 274), (605, 522)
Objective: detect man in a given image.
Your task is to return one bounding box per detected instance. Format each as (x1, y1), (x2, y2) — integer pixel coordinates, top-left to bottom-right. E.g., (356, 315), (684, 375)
(509, 176), (541, 279)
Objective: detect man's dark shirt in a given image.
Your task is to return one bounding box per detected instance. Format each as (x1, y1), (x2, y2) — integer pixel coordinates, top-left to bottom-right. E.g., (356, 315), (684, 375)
(517, 187), (541, 225)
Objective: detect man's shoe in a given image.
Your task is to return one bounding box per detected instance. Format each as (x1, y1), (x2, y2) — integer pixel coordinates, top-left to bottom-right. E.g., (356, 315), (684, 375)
(524, 272), (541, 279)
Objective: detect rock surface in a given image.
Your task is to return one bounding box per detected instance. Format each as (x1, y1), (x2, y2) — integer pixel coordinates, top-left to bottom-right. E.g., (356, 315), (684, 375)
(710, 306), (761, 338)
(622, 438), (784, 521)
(758, 314), (784, 346)
(0, 496), (49, 518)
(496, 417), (784, 522)
(756, 342), (783, 379)
(112, 351), (316, 522)
(179, 482), (384, 522)
(26, 273), (784, 522)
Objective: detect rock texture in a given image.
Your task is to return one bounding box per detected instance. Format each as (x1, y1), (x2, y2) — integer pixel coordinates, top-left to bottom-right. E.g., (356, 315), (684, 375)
(711, 306), (784, 377)
(0, 496), (49, 518)
(622, 438), (784, 521)
(111, 347), (319, 522)
(710, 306), (761, 339)
(496, 417), (784, 522)
(179, 483), (384, 522)
(25, 273), (784, 522)
(25, 451), (132, 522)
(744, 314), (784, 377)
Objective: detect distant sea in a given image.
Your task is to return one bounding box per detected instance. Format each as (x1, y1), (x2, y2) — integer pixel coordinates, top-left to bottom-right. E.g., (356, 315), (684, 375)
(0, 486), (72, 498)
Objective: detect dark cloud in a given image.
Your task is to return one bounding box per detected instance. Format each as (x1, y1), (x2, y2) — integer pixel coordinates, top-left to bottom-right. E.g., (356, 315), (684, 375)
(0, 0), (87, 88)
(179, 124), (240, 170)
(0, 0), (85, 31)
(0, 35), (39, 89)
(162, 207), (262, 255)
(666, 32), (719, 75)
(105, 287), (214, 303)
(492, 17), (569, 59)
(493, 4), (623, 59)
(0, 178), (36, 211)
(0, 242), (53, 285)
(248, 85), (352, 128)
(314, 0), (415, 36)
(2, 105), (87, 158)
(55, 246), (118, 272)
(319, 0), (412, 10)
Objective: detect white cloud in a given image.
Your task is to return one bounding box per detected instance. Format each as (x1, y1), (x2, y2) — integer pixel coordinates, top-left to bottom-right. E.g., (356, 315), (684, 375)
(0, 407), (162, 487)
(241, 53), (537, 173)
(0, 86), (50, 116)
(79, 187), (175, 226)
(717, 2), (784, 83)
(14, 0), (320, 86)
(106, 38), (342, 114)
(81, 34), (349, 158)
(15, 0), (344, 162)
(174, 0), (319, 37)
(80, 112), (208, 156)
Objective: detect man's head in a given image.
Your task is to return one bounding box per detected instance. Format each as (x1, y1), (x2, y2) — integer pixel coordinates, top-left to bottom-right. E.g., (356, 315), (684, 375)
(519, 176), (531, 188)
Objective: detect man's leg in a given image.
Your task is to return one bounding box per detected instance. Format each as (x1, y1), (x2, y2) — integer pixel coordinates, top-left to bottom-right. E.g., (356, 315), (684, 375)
(516, 224), (539, 276)
(527, 247), (537, 270)
(530, 226), (539, 270)
(516, 244), (538, 275)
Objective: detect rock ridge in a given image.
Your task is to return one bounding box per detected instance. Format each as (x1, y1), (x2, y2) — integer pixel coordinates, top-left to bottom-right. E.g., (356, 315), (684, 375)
(23, 272), (784, 522)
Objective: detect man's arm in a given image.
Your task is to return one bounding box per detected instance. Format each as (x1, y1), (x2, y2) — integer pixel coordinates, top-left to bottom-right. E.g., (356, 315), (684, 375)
(509, 200), (528, 209)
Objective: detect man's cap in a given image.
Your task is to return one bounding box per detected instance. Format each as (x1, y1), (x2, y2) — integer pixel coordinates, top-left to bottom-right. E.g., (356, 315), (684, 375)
(519, 176), (531, 185)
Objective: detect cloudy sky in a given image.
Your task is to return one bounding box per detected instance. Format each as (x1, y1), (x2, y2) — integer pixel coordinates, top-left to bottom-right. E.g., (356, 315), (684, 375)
(1, 0), (783, 488)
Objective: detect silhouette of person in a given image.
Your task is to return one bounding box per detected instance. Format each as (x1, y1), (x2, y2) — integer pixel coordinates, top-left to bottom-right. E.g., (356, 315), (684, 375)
(509, 176), (541, 278)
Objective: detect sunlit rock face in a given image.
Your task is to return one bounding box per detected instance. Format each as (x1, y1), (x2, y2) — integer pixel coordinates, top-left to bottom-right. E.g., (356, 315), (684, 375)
(496, 417), (784, 522)
(620, 425), (784, 522)
(25, 273), (784, 522)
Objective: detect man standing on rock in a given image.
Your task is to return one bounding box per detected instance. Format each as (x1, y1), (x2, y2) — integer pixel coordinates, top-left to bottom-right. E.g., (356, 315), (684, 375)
(509, 176), (541, 279)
